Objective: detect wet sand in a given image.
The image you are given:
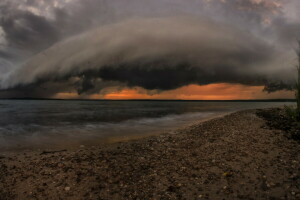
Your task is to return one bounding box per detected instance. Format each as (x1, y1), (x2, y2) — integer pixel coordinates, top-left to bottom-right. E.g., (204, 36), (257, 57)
(0, 109), (299, 199)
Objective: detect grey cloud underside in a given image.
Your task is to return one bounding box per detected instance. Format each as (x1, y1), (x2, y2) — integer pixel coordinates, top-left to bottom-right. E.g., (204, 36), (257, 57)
(0, 4), (55, 53)
(0, 0), (299, 98)
(0, 0), (295, 54)
(0, 0), (110, 53)
(0, 17), (293, 97)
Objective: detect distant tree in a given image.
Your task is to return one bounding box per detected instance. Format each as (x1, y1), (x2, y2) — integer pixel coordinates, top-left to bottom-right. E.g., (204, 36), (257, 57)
(296, 41), (300, 121)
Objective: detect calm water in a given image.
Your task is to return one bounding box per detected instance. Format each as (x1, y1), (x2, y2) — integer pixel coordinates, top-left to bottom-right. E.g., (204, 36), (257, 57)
(0, 100), (295, 150)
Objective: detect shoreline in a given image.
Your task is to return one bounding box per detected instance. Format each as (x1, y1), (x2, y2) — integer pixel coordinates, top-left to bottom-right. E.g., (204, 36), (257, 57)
(0, 111), (230, 154)
(0, 108), (299, 199)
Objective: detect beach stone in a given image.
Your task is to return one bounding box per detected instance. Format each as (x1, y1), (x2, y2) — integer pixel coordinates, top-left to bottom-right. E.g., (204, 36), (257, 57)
(1, 109), (300, 200)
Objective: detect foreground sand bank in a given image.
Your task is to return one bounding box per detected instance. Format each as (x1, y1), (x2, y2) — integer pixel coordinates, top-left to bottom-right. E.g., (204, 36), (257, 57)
(0, 109), (299, 199)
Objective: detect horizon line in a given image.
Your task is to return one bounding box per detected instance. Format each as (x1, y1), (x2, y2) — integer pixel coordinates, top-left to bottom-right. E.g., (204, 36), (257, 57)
(0, 98), (296, 102)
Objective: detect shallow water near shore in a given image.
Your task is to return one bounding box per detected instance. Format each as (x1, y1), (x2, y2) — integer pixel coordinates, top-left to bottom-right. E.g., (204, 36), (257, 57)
(0, 100), (295, 151)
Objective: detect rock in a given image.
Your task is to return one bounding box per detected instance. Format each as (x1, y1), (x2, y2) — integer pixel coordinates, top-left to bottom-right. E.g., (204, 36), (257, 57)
(291, 191), (295, 195)
(64, 187), (71, 191)
(223, 172), (232, 177)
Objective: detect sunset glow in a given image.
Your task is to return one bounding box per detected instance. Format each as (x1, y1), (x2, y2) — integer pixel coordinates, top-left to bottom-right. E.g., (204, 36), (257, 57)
(53, 83), (294, 100)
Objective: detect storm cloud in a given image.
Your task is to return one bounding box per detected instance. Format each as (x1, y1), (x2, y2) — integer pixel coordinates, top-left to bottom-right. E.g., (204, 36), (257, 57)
(0, 0), (299, 98)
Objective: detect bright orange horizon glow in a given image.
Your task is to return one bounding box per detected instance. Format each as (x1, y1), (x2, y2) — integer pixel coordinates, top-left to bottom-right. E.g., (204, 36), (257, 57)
(53, 83), (295, 100)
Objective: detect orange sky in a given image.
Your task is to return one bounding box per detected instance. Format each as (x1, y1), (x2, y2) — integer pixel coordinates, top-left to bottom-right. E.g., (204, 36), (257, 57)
(53, 83), (294, 100)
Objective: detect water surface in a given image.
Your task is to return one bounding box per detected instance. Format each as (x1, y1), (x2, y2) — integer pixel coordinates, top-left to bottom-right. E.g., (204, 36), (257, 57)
(0, 100), (295, 150)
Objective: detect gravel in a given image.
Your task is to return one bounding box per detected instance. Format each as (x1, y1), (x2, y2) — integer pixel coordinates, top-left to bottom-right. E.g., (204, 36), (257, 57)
(0, 109), (299, 200)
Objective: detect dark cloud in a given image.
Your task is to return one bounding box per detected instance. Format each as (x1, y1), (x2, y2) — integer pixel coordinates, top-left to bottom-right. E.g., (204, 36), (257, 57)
(263, 80), (294, 93)
(0, 80), (75, 99)
(0, 49), (15, 60)
(0, 0), (112, 54)
(96, 61), (266, 91)
(272, 18), (300, 46)
(0, 0), (288, 54)
(0, 17), (285, 96)
(0, 0), (299, 98)
(0, 10), (59, 51)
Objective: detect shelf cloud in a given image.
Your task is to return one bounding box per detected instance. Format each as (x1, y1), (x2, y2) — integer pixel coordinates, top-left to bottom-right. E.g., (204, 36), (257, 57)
(0, 0), (299, 98)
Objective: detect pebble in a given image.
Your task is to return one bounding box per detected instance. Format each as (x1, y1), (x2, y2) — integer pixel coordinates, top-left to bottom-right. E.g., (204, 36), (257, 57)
(1, 108), (299, 200)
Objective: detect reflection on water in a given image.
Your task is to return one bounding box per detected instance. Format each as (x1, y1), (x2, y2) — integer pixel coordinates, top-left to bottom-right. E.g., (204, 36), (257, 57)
(0, 100), (295, 150)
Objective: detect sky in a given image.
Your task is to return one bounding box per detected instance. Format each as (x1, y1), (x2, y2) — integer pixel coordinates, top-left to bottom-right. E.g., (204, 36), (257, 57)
(0, 0), (299, 100)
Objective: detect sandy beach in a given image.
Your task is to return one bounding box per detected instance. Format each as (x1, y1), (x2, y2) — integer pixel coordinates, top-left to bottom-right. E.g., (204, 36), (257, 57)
(0, 109), (299, 200)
